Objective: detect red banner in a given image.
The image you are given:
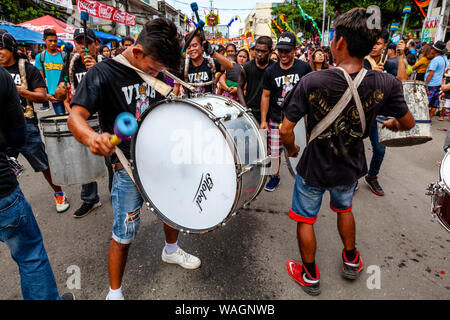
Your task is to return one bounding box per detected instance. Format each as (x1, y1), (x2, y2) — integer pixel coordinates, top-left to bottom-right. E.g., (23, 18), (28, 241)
(76, 0), (136, 27)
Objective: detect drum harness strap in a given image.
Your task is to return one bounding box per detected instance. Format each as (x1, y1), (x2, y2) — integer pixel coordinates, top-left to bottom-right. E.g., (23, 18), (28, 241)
(111, 54), (176, 182)
(18, 59), (35, 119)
(68, 53), (80, 96)
(308, 67), (367, 144)
(184, 55), (217, 93)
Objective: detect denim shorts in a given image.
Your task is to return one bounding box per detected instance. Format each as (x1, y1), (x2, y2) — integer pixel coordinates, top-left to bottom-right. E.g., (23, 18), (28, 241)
(111, 169), (143, 244)
(7, 122), (49, 172)
(289, 174), (356, 225)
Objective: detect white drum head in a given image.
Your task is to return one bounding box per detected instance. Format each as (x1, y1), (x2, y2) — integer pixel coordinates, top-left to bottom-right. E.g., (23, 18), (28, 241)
(134, 101), (237, 232)
(440, 151), (450, 191)
(285, 118), (307, 178)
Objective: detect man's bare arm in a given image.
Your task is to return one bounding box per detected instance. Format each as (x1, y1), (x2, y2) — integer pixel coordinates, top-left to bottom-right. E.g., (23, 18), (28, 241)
(68, 105), (115, 157)
(237, 68), (247, 107)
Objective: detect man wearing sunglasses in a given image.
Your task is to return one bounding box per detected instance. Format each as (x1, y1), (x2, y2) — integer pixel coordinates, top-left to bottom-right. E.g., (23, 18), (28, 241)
(261, 32), (312, 192)
(237, 36), (274, 123)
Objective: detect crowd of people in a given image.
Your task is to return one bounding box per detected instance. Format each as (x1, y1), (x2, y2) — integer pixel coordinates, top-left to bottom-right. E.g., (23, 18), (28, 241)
(0, 5), (446, 300)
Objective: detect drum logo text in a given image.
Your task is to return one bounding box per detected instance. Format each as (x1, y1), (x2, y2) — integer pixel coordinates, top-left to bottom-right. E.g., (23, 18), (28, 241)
(193, 173), (214, 212)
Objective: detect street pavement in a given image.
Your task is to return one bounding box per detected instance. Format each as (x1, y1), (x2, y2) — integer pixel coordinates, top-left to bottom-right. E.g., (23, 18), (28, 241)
(1, 110), (449, 300)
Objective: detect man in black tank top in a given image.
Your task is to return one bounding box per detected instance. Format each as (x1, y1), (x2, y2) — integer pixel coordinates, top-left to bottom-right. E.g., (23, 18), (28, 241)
(237, 36), (274, 123)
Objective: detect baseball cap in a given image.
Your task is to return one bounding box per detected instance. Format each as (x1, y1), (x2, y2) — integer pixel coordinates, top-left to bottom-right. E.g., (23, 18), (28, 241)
(387, 42), (397, 50)
(276, 32), (296, 51)
(73, 28), (96, 42)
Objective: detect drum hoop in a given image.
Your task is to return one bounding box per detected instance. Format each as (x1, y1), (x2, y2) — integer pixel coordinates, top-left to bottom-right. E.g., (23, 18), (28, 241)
(440, 151), (450, 193)
(39, 114), (98, 123)
(131, 96), (244, 234)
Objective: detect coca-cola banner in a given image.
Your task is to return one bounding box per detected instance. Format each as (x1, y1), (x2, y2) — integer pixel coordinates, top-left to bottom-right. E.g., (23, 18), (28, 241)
(76, 0), (136, 27)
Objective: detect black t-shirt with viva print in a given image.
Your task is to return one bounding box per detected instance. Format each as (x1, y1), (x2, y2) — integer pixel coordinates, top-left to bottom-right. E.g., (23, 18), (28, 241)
(283, 68), (409, 188)
(59, 55), (88, 90)
(183, 58), (221, 96)
(262, 59), (312, 123)
(71, 58), (165, 163)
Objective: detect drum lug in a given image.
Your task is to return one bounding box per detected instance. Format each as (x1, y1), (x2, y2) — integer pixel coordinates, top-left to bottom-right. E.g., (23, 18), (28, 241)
(220, 113), (232, 122)
(238, 165), (254, 178)
(238, 157), (271, 178)
(225, 99), (233, 106)
(204, 103), (213, 111)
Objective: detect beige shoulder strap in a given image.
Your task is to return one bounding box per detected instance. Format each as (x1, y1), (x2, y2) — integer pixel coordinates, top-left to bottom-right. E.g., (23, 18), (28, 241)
(113, 54), (173, 97)
(69, 53), (80, 95)
(18, 59), (28, 90)
(364, 56), (377, 70)
(308, 67), (367, 144)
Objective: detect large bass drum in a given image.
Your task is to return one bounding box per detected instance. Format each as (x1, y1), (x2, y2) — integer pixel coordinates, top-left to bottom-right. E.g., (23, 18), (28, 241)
(131, 94), (269, 234)
(427, 151), (450, 233)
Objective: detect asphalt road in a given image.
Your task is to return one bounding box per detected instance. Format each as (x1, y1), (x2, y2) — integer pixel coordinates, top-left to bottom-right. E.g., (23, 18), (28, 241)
(1, 111), (449, 301)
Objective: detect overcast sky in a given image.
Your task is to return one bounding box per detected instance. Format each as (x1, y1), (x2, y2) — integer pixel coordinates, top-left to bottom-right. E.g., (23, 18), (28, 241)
(168, 0), (285, 36)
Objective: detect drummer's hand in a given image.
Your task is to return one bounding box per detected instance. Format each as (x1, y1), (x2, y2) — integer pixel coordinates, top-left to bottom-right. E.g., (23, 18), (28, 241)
(374, 62), (385, 72)
(287, 144), (300, 158)
(88, 132), (115, 156)
(382, 118), (401, 132)
(260, 121), (269, 130)
(83, 55), (97, 69)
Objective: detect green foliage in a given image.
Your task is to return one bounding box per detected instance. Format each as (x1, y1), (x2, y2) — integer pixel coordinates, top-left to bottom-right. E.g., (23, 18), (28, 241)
(270, 0), (424, 40)
(0, 0), (62, 24)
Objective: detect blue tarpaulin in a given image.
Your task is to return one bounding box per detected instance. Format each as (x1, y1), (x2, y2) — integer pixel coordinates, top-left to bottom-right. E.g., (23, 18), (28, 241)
(0, 24), (45, 44)
(0, 24), (64, 45)
(93, 30), (122, 44)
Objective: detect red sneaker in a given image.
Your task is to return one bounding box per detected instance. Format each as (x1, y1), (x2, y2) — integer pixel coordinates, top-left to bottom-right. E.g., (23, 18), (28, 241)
(286, 260), (321, 296)
(342, 249), (364, 280)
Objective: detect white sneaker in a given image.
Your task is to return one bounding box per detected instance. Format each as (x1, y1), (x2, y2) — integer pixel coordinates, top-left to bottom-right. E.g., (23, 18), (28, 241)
(161, 247), (201, 270)
(106, 292), (125, 300)
(54, 192), (70, 213)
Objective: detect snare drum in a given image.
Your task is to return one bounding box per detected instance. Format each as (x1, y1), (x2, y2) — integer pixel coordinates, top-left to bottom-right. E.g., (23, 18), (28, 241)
(285, 118), (308, 178)
(131, 94), (269, 234)
(378, 80), (432, 147)
(40, 114), (106, 185)
(428, 152), (450, 233)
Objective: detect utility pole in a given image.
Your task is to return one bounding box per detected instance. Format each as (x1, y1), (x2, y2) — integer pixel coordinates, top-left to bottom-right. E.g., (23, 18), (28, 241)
(322, 0), (326, 44)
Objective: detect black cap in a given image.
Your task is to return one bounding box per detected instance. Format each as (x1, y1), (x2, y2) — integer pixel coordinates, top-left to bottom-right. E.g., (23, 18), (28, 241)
(0, 29), (18, 53)
(73, 28), (96, 42)
(387, 42), (397, 50)
(432, 40), (447, 54)
(276, 32), (296, 51)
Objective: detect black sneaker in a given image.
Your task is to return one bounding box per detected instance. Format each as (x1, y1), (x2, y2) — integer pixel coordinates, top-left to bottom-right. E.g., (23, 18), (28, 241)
(364, 176), (384, 196)
(73, 201), (102, 219)
(342, 249), (364, 280)
(61, 292), (75, 300)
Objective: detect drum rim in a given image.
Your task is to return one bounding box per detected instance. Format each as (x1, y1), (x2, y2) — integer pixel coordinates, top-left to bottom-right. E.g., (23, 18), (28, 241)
(130, 96), (244, 234)
(39, 113), (98, 123)
(204, 94), (268, 202)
